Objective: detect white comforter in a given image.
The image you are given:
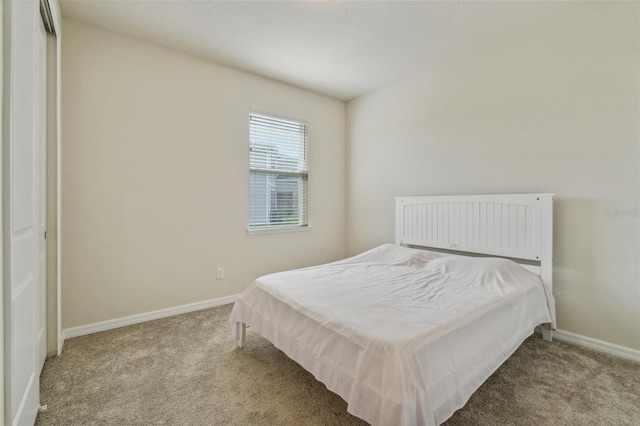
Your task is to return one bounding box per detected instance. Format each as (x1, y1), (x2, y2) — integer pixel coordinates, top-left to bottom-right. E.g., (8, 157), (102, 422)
(229, 244), (555, 426)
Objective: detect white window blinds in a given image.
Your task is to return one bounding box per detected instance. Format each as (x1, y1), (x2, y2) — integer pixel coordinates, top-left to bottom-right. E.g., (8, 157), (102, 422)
(249, 113), (308, 230)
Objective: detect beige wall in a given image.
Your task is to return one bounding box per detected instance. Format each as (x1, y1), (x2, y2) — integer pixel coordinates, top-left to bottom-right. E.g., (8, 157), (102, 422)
(61, 19), (347, 329)
(63, 3), (640, 351)
(347, 3), (640, 350)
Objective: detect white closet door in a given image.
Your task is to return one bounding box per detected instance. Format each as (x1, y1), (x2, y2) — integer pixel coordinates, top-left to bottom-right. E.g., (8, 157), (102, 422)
(36, 0), (48, 371)
(5, 0), (47, 424)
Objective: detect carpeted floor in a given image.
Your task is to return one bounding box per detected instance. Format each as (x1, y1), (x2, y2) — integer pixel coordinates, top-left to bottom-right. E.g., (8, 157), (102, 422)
(37, 304), (640, 426)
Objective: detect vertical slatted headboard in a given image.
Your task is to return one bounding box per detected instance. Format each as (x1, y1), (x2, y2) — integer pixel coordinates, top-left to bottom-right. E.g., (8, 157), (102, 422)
(395, 194), (553, 291)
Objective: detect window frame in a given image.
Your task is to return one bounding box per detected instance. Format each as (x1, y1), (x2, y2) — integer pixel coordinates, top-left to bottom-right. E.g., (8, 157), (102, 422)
(247, 111), (311, 235)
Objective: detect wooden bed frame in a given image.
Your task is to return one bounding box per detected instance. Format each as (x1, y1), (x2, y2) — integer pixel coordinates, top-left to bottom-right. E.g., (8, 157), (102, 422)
(237, 193), (554, 346)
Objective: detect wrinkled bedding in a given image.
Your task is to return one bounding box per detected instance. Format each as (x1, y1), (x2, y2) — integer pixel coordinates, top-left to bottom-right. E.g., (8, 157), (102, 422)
(229, 244), (555, 426)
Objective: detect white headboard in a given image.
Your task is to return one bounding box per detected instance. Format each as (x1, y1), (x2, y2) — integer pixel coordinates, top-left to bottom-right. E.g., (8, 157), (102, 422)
(395, 194), (553, 291)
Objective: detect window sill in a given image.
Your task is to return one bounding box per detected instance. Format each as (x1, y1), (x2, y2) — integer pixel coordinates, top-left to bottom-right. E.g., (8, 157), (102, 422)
(247, 225), (312, 236)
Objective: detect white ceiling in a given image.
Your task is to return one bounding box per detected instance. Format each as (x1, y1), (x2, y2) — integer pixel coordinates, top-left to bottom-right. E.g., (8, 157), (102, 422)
(60, 0), (581, 101)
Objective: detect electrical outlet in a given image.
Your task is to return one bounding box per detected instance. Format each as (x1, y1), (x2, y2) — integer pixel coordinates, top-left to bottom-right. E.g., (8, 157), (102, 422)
(217, 267), (224, 280)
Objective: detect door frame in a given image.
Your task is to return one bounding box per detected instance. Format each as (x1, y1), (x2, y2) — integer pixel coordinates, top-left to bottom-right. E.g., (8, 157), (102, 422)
(50, 0), (62, 357)
(1, 2), (4, 422)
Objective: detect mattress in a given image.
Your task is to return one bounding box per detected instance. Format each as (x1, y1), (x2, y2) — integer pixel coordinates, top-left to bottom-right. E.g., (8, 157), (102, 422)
(229, 244), (555, 426)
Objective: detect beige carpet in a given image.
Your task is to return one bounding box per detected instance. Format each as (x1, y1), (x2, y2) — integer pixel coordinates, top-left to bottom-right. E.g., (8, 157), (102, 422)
(37, 304), (639, 425)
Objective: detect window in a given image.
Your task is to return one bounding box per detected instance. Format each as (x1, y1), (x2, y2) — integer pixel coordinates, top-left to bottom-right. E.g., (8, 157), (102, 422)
(249, 113), (308, 232)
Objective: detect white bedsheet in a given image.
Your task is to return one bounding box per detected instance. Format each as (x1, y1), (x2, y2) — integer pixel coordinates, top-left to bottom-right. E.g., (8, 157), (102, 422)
(229, 244), (555, 426)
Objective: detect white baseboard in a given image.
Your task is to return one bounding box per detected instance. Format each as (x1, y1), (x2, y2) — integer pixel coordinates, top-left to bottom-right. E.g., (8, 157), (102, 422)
(60, 303), (640, 365)
(540, 328), (640, 363)
(61, 294), (238, 344)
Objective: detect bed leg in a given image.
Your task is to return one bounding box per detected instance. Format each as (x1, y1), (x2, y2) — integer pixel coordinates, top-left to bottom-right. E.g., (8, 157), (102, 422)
(542, 328), (553, 342)
(237, 323), (246, 348)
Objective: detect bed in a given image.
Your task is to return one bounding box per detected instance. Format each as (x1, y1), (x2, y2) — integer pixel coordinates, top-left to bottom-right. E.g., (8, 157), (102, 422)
(229, 194), (556, 426)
